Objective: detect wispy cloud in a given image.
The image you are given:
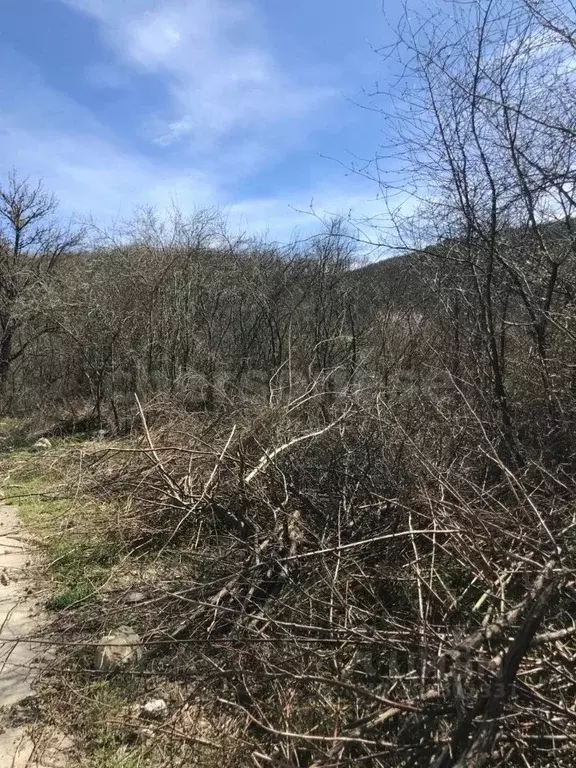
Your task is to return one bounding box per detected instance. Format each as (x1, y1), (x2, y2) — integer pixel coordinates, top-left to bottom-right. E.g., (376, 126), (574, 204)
(0, 56), (379, 241)
(0, 1), (384, 245)
(225, 188), (390, 246)
(58, 0), (334, 149)
(1, 119), (216, 226)
(0, 48), (216, 222)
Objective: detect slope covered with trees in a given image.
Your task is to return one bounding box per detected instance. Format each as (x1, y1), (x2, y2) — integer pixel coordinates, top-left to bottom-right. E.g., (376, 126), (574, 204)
(4, 0), (576, 766)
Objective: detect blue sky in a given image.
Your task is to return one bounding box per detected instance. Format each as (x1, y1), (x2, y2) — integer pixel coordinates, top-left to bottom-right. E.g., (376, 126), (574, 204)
(0, 0), (398, 242)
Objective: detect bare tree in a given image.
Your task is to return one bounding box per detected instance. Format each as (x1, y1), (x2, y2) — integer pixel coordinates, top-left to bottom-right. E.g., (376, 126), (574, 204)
(363, 0), (576, 467)
(0, 171), (83, 393)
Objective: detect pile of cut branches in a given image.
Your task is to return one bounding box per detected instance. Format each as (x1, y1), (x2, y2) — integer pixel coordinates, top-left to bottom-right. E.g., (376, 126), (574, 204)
(50, 391), (576, 767)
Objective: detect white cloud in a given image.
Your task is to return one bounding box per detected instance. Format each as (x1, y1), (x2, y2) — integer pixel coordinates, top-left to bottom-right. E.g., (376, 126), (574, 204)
(0, 72), (381, 243)
(0, 50), (218, 224)
(0, 13), (383, 246)
(58, 0), (334, 148)
(224, 188), (391, 247)
(1, 118), (216, 226)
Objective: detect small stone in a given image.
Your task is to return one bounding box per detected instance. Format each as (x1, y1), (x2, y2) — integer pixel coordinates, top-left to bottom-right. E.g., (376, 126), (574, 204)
(30, 437), (52, 452)
(140, 699), (168, 719)
(94, 626), (143, 672)
(123, 591), (147, 605)
(1, 571), (10, 586)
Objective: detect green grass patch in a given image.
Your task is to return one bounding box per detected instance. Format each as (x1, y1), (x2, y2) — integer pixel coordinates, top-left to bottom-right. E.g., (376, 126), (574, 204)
(89, 746), (150, 768)
(73, 678), (151, 768)
(2, 439), (124, 609)
(0, 433), (171, 767)
(46, 585), (97, 610)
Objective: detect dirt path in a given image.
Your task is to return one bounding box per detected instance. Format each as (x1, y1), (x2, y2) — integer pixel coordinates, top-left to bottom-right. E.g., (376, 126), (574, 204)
(0, 502), (70, 767)
(0, 503), (41, 706)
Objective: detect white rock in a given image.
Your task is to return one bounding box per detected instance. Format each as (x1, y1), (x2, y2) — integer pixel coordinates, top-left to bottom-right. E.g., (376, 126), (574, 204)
(30, 438), (52, 452)
(123, 591), (147, 604)
(140, 699), (168, 719)
(94, 626), (143, 672)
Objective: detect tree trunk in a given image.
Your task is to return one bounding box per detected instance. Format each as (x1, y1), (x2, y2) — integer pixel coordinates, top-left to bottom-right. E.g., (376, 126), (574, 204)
(0, 313), (13, 389)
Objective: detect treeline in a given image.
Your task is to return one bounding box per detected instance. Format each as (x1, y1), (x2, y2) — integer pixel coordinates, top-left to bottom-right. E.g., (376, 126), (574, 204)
(3, 176), (576, 477)
(2, 167), (576, 476)
(0, 186), (429, 430)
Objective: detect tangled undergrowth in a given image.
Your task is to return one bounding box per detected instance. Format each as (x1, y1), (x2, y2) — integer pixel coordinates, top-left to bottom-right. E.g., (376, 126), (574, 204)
(5, 385), (576, 768)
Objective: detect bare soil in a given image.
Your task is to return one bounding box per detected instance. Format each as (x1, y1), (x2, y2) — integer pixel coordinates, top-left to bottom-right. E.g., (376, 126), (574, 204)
(0, 502), (71, 767)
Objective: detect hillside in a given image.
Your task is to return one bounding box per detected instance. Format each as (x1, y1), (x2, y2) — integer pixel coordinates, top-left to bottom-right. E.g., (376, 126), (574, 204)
(1, 205), (576, 765)
(4, 0), (576, 760)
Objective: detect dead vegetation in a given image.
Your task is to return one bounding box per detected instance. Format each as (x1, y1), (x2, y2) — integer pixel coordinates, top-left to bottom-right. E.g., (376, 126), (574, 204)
(4, 0), (576, 765)
(5, 376), (573, 767)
